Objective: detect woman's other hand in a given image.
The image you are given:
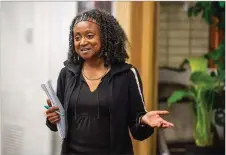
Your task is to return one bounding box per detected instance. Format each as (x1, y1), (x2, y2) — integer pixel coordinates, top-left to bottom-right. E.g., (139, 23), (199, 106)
(141, 110), (174, 128)
(46, 99), (60, 125)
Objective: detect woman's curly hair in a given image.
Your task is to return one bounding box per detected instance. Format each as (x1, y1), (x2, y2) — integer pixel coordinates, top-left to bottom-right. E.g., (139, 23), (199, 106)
(68, 9), (129, 66)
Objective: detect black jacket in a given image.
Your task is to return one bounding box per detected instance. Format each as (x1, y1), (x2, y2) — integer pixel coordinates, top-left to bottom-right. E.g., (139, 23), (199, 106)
(46, 60), (154, 155)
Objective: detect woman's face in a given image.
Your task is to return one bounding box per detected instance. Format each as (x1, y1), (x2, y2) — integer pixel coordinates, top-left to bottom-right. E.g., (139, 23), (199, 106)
(73, 21), (101, 60)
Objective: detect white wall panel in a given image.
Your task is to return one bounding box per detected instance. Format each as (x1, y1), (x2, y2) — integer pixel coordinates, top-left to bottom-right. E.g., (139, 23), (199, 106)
(0, 2), (77, 155)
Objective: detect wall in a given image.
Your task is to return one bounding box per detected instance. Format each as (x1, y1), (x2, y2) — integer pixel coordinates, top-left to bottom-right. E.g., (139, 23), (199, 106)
(0, 2), (77, 155)
(0, 2), (2, 154)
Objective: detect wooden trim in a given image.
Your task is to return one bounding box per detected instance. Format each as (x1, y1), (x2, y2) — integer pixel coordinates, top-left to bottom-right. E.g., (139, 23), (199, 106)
(129, 2), (143, 154)
(115, 2), (158, 155)
(152, 2), (160, 155)
(114, 2), (132, 62)
(208, 17), (225, 68)
(130, 2), (143, 72)
(139, 2), (158, 155)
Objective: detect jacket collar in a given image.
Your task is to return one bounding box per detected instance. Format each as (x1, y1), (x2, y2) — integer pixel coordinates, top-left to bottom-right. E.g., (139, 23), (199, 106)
(63, 60), (81, 76)
(109, 62), (132, 80)
(63, 60), (132, 79)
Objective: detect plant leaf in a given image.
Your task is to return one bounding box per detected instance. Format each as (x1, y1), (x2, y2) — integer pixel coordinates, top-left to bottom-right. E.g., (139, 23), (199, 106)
(204, 49), (218, 60)
(215, 61), (225, 70)
(217, 21), (225, 29)
(217, 42), (225, 57)
(219, 1), (225, 8)
(204, 43), (225, 60)
(167, 90), (195, 107)
(218, 69), (225, 82)
(193, 6), (202, 16)
(202, 89), (216, 111)
(190, 71), (216, 87)
(181, 57), (208, 73)
(203, 8), (212, 24)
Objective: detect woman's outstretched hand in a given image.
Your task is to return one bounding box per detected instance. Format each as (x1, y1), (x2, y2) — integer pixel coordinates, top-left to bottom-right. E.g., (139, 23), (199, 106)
(141, 110), (174, 128)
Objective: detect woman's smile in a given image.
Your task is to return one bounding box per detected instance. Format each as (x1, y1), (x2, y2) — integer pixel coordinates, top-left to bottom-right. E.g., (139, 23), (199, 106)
(80, 47), (91, 54)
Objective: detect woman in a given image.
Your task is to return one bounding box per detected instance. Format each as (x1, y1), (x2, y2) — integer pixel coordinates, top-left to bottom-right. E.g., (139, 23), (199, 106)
(45, 9), (174, 155)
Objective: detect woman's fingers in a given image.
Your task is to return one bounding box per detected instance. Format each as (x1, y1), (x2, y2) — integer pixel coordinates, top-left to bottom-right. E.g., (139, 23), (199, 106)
(48, 115), (60, 122)
(144, 110), (174, 128)
(147, 117), (163, 127)
(161, 124), (170, 128)
(157, 122), (162, 127)
(49, 116), (60, 124)
(46, 106), (59, 114)
(161, 119), (174, 127)
(51, 119), (60, 124)
(47, 112), (60, 124)
(152, 118), (174, 128)
(45, 100), (60, 125)
(149, 110), (169, 116)
(47, 112), (59, 119)
(47, 99), (52, 107)
(156, 110), (169, 115)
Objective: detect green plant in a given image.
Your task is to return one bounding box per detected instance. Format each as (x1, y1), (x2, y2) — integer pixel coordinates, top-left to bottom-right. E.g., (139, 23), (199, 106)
(168, 58), (219, 146)
(188, 1), (225, 128)
(168, 1), (225, 146)
(188, 1), (225, 29)
(188, 2), (225, 84)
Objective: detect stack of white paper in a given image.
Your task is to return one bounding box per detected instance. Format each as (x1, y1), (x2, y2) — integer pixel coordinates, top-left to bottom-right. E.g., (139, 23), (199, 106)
(41, 80), (65, 140)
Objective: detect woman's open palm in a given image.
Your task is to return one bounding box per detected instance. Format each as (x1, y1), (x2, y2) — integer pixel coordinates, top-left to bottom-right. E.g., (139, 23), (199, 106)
(141, 110), (174, 128)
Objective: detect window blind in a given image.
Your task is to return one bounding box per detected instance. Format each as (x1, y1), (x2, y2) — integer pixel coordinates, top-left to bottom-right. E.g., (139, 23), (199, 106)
(158, 2), (209, 68)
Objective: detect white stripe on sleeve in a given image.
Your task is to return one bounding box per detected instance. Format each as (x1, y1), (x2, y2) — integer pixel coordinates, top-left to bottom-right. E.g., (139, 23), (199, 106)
(130, 68), (148, 112)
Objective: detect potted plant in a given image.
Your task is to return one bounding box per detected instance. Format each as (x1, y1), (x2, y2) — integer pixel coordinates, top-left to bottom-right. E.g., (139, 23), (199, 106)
(167, 1), (225, 149)
(168, 57), (219, 147)
(188, 1), (225, 144)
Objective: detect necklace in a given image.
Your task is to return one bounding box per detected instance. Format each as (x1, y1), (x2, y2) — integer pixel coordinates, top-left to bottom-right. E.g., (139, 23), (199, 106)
(82, 67), (110, 81)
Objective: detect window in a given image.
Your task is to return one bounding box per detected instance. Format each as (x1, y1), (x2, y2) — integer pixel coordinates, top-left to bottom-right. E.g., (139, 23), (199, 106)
(158, 2), (209, 68)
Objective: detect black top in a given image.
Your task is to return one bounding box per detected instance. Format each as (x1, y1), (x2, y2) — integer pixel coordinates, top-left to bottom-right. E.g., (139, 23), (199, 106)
(46, 61), (154, 155)
(67, 71), (111, 154)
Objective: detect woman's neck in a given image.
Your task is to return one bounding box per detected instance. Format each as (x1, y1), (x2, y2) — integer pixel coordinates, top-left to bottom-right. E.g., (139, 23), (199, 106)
(83, 58), (105, 70)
